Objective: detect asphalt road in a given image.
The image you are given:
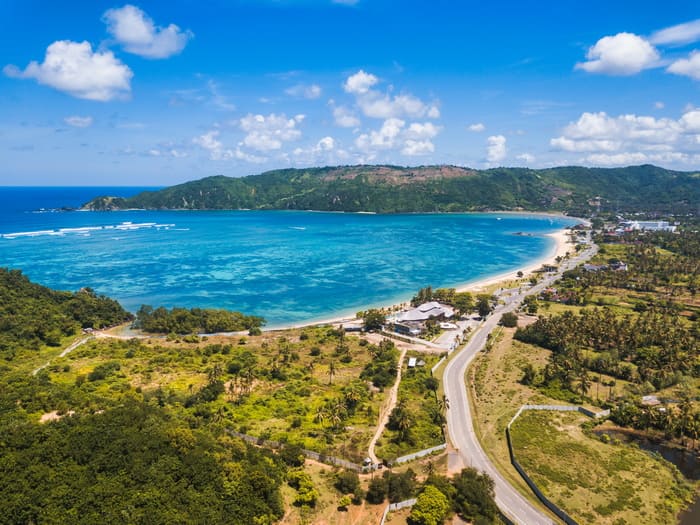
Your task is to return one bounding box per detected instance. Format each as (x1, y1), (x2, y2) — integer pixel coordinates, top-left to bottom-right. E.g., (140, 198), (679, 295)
(444, 243), (597, 525)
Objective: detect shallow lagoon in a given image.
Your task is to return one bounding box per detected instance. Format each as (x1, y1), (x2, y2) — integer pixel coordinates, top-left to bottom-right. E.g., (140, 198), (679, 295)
(0, 187), (578, 326)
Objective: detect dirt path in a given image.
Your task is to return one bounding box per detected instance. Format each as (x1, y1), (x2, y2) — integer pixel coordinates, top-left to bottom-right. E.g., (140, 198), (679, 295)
(367, 347), (408, 465)
(32, 335), (93, 376)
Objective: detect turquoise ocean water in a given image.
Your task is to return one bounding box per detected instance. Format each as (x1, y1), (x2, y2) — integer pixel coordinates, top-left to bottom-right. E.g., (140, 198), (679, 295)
(0, 187), (578, 327)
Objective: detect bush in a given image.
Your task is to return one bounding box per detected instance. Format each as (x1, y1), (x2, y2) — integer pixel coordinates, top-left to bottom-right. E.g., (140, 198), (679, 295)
(87, 361), (121, 382)
(366, 477), (387, 504)
(334, 471), (361, 495)
(499, 312), (518, 328)
(408, 485), (450, 525)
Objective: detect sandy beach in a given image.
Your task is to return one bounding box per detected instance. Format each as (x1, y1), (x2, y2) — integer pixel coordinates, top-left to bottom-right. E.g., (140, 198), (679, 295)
(270, 226), (575, 331)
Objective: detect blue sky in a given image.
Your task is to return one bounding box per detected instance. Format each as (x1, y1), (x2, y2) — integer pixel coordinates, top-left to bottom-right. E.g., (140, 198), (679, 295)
(2, 0), (700, 185)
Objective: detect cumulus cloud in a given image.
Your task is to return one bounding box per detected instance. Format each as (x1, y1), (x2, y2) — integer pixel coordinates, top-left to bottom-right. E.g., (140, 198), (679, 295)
(550, 110), (700, 166)
(355, 119), (440, 157)
(285, 83), (322, 99)
(3, 40), (132, 101)
(342, 70), (440, 120)
(667, 50), (700, 80)
(103, 4), (193, 59)
(486, 135), (507, 163)
(193, 130), (233, 160)
(239, 113), (304, 151)
(650, 19), (700, 46)
(343, 70), (378, 94)
(355, 118), (405, 151)
(517, 153), (535, 163)
(291, 136), (351, 165)
(576, 32), (659, 75)
(357, 92), (439, 119)
(468, 123), (485, 132)
(333, 106), (360, 128)
(64, 115), (93, 127)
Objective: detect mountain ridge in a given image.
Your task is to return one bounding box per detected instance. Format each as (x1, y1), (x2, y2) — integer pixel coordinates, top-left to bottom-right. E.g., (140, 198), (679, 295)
(82, 164), (700, 215)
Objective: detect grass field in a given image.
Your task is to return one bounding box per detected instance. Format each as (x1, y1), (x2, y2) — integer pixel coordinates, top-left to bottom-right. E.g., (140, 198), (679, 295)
(510, 410), (693, 525)
(469, 318), (695, 524)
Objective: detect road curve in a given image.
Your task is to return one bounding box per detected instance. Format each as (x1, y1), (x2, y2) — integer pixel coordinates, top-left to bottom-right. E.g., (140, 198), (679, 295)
(444, 244), (597, 525)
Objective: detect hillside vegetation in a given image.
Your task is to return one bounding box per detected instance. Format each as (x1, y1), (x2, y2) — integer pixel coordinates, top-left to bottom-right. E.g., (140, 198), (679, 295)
(0, 268), (132, 355)
(82, 164), (700, 215)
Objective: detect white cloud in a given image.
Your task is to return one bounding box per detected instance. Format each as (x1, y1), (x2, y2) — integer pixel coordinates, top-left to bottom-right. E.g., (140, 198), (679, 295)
(486, 135), (507, 163)
(355, 119), (440, 157)
(333, 106), (360, 128)
(357, 93), (439, 119)
(680, 109), (700, 132)
(355, 118), (405, 151)
(404, 122), (440, 140)
(667, 50), (700, 80)
(343, 70), (440, 120)
(3, 40), (132, 101)
(239, 113), (304, 151)
(285, 83), (322, 99)
(103, 4), (192, 59)
(402, 140), (435, 156)
(234, 147), (267, 163)
(291, 136), (351, 165)
(576, 32), (659, 75)
(650, 19), (700, 46)
(550, 110), (700, 166)
(316, 136), (335, 151)
(343, 70), (378, 94)
(655, 101), (665, 109)
(517, 153), (535, 163)
(193, 130), (233, 160)
(64, 115), (93, 128)
(468, 122), (485, 132)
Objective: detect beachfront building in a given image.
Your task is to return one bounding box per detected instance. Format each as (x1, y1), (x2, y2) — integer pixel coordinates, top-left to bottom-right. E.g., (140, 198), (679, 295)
(390, 301), (455, 336)
(619, 220), (676, 232)
(395, 301), (455, 323)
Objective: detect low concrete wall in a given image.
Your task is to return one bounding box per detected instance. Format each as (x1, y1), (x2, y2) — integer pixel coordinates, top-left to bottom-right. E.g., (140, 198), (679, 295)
(225, 429), (364, 472)
(392, 443), (447, 465)
(380, 498), (417, 525)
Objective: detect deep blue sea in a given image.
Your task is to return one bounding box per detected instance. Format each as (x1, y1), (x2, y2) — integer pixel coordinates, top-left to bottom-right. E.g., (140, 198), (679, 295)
(0, 187), (578, 327)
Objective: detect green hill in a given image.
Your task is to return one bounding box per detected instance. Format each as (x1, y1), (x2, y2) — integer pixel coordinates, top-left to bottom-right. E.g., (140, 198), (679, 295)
(0, 268), (132, 355)
(82, 164), (700, 215)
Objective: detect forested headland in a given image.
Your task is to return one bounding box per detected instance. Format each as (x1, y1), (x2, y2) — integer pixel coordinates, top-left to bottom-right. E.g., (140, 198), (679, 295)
(82, 164), (700, 215)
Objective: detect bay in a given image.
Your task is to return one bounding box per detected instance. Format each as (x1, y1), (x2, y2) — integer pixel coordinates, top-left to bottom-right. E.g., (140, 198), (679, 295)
(0, 187), (578, 327)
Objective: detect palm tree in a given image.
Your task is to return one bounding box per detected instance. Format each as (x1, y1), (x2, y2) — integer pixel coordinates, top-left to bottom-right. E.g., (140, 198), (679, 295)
(328, 360), (336, 385)
(314, 406), (328, 425)
(207, 363), (223, 384)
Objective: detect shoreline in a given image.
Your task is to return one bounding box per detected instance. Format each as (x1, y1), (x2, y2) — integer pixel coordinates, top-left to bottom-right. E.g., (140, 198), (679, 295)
(266, 226), (575, 332)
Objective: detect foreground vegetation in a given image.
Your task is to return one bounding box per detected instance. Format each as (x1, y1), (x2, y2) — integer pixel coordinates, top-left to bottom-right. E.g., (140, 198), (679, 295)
(0, 272), (458, 523)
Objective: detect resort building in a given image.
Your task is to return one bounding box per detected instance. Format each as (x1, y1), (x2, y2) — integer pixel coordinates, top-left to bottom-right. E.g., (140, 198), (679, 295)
(390, 301), (455, 336)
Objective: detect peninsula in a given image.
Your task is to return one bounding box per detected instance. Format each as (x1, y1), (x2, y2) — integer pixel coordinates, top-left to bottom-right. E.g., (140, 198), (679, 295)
(81, 164), (700, 216)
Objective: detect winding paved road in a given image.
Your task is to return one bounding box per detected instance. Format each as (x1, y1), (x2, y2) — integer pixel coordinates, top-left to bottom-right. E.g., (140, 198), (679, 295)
(444, 242), (597, 525)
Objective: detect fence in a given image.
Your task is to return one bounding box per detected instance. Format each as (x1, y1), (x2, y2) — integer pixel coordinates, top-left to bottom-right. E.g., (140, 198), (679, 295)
(225, 429), (365, 472)
(505, 404), (610, 525)
(379, 498), (417, 525)
(391, 443), (447, 466)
